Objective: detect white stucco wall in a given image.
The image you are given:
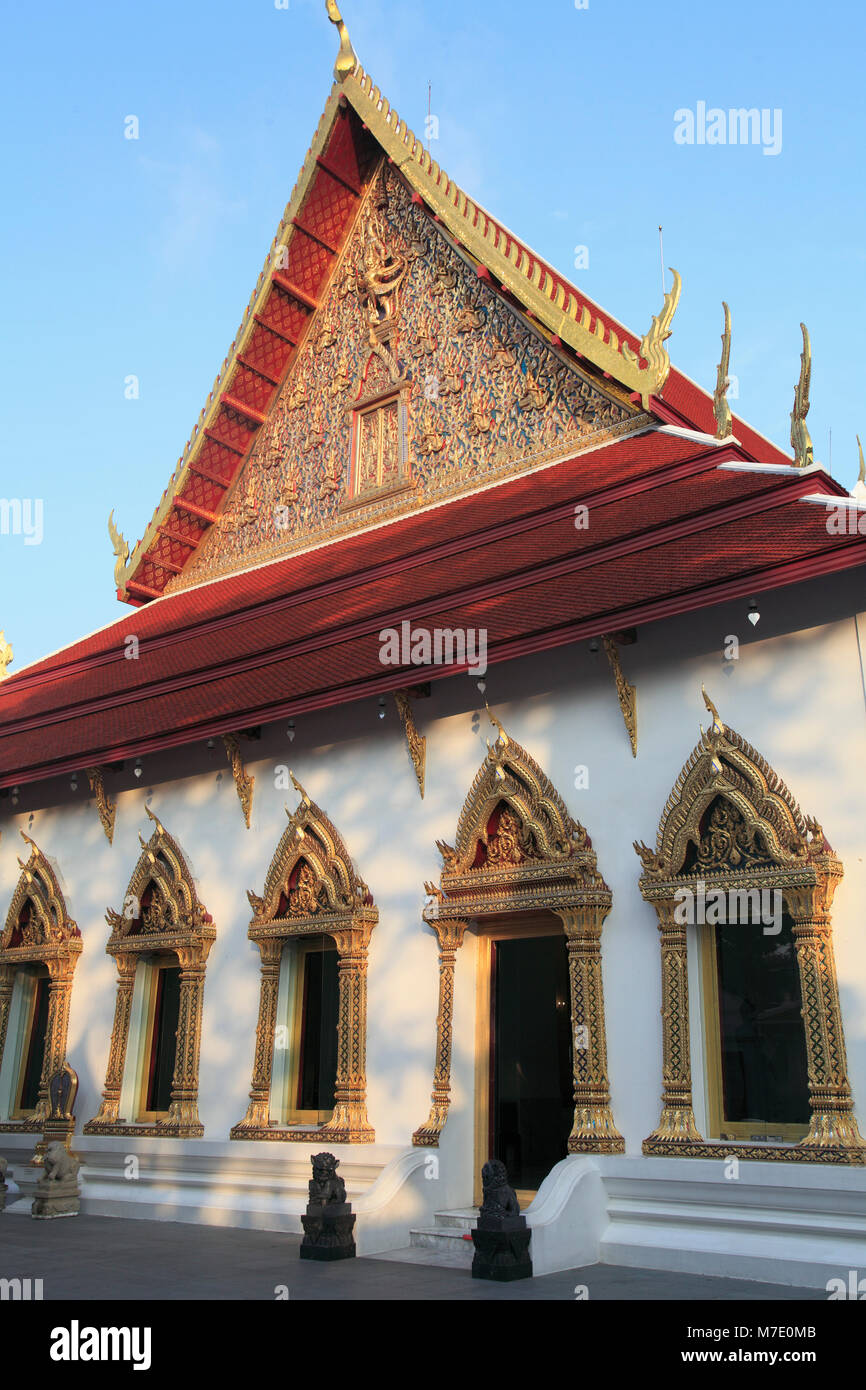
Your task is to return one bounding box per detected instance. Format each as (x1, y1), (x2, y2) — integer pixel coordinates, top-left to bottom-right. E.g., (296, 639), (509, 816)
(2, 567), (865, 1206)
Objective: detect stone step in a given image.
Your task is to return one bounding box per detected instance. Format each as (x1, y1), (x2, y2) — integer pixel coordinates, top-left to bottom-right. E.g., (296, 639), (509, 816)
(408, 1225), (476, 1264)
(432, 1208), (478, 1230)
(371, 1244), (474, 1270)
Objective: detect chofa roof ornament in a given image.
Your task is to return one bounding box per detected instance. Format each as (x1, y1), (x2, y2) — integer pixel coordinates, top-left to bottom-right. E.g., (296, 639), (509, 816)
(326, 1), (358, 83)
(791, 321), (814, 468)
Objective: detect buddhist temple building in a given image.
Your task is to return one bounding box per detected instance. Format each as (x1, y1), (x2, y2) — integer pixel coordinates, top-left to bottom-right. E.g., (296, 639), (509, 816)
(1, 4), (865, 1286)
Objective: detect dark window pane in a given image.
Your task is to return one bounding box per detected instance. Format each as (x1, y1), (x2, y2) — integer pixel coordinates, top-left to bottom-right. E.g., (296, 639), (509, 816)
(19, 976), (49, 1112)
(297, 947), (339, 1113)
(146, 966), (181, 1114)
(716, 913), (810, 1127)
(492, 935), (572, 1191)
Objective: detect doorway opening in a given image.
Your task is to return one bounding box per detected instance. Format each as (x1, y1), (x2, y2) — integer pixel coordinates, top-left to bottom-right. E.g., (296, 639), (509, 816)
(476, 917), (573, 1201)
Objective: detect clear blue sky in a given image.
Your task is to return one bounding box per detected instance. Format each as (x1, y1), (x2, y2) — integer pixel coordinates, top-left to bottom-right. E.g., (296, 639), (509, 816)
(1, 0), (864, 671)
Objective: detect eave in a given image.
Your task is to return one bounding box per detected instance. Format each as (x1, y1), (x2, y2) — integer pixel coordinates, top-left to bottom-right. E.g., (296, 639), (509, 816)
(1, 432), (860, 793)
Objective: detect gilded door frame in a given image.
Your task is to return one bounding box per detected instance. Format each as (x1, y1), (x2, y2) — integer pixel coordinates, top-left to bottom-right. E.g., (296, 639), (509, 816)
(413, 712), (623, 1159)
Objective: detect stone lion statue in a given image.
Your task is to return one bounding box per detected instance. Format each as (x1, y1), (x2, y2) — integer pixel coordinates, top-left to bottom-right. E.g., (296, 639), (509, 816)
(43, 1142), (80, 1184)
(308, 1152), (346, 1207)
(480, 1159), (521, 1220)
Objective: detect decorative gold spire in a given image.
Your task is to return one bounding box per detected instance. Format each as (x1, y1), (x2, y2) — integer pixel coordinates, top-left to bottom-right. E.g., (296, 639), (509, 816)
(713, 301), (733, 440)
(701, 684), (724, 736)
(108, 511), (129, 588)
(790, 322), (814, 468)
(858, 435), (865, 485)
(325, 1), (357, 83)
(0, 631), (12, 679)
(289, 770), (312, 807)
(633, 268), (681, 409)
(485, 702), (510, 750)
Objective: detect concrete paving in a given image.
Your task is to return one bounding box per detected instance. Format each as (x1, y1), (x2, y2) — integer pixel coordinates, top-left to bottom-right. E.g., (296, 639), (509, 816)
(0, 1213), (823, 1300)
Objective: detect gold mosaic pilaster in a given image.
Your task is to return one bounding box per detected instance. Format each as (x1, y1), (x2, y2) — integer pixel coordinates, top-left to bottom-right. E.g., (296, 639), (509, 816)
(323, 923), (375, 1142)
(0, 966), (13, 1078)
(231, 938), (284, 1135)
(557, 908), (625, 1153)
(788, 893), (865, 1154)
(163, 945), (213, 1136)
(83, 956), (137, 1130)
(412, 919), (468, 1147)
(33, 964), (76, 1124)
(642, 902), (703, 1151)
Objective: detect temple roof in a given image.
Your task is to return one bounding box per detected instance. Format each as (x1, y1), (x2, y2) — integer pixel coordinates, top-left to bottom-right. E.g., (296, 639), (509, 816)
(111, 6), (793, 607)
(1, 5), (863, 792)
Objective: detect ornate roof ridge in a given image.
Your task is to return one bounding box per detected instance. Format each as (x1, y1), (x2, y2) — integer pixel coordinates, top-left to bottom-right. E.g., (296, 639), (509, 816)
(340, 62), (680, 413)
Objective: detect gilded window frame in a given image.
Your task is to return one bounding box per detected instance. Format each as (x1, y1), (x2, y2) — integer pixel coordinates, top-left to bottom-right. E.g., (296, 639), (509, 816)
(0, 833), (82, 1133)
(634, 695), (866, 1164)
(84, 808), (215, 1139)
(231, 775), (377, 1143)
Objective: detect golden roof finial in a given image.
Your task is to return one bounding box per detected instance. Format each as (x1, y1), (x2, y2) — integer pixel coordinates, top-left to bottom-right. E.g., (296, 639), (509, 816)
(701, 684), (724, 736)
(0, 630), (12, 679)
(858, 435), (865, 485)
(485, 702), (510, 752)
(289, 770), (312, 806)
(790, 322), (814, 468)
(19, 828), (40, 858)
(713, 301), (733, 440)
(108, 510), (130, 589)
(325, 1), (357, 83)
(637, 268), (681, 409)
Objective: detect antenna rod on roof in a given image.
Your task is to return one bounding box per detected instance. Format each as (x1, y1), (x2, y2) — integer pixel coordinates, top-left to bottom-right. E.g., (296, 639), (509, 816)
(658, 226), (666, 297)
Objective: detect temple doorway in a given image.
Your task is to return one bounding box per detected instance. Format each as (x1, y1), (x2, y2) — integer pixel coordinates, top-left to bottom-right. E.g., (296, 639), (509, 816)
(475, 915), (573, 1201)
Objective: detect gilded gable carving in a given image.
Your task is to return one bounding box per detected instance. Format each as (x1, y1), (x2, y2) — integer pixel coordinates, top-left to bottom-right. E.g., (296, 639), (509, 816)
(173, 163), (639, 590)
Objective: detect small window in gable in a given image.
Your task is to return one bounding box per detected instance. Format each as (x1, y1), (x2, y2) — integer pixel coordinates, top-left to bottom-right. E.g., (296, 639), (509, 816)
(351, 394), (407, 499)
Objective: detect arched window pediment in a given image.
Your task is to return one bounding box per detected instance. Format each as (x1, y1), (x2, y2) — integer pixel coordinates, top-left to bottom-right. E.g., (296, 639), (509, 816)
(634, 706), (837, 892)
(105, 808), (213, 952)
(428, 721), (607, 921)
(247, 775), (376, 933)
(1, 833), (80, 961)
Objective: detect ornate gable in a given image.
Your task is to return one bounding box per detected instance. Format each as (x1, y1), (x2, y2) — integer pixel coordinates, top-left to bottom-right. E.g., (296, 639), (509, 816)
(173, 165), (638, 591)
